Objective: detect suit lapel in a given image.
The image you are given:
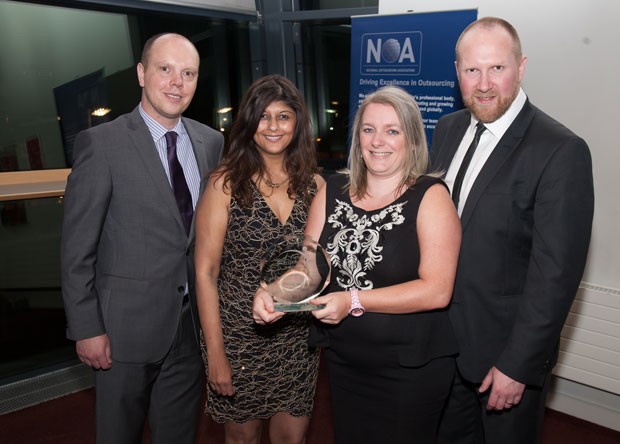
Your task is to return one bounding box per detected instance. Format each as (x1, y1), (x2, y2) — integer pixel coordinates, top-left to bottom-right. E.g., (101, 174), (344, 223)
(183, 117), (212, 243)
(460, 100), (537, 230)
(126, 108), (187, 235)
(183, 117), (208, 190)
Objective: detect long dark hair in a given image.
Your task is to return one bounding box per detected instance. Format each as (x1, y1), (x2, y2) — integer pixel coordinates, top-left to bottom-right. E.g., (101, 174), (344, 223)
(215, 74), (317, 207)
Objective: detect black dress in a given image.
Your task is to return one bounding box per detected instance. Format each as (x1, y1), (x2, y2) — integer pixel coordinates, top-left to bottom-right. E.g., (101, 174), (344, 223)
(313, 173), (458, 443)
(202, 181), (320, 423)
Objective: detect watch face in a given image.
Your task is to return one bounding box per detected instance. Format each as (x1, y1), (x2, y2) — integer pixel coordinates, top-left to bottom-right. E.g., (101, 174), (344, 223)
(350, 307), (365, 317)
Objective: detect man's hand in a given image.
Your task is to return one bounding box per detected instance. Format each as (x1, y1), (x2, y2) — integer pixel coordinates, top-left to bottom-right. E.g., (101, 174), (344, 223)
(479, 366), (525, 411)
(76, 334), (112, 370)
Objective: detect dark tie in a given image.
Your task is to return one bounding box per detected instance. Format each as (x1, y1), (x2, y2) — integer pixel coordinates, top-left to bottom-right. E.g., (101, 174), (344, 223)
(452, 122), (486, 209)
(165, 131), (193, 235)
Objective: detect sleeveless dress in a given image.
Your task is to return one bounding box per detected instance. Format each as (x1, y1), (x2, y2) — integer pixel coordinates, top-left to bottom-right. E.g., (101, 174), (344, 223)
(202, 181), (320, 423)
(312, 173), (458, 443)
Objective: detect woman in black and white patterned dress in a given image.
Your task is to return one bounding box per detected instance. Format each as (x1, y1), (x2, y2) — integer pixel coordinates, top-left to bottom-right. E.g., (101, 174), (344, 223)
(255, 86), (462, 443)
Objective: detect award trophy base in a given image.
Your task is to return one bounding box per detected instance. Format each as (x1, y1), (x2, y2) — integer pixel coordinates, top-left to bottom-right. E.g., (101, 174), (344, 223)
(274, 302), (326, 312)
(260, 235), (331, 314)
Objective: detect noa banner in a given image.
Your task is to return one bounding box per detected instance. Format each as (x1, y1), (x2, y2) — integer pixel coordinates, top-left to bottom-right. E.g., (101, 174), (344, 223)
(349, 9), (477, 145)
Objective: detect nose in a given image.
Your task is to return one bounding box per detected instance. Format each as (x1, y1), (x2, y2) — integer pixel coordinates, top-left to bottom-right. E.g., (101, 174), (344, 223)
(371, 132), (384, 146)
(170, 71), (183, 87)
(478, 72), (491, 92)
(268, 117), (278, 131)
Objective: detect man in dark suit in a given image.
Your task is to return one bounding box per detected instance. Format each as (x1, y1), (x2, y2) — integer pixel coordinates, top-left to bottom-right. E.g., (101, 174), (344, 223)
(61, 33), (223, 443)
(432, 17), (594, 444)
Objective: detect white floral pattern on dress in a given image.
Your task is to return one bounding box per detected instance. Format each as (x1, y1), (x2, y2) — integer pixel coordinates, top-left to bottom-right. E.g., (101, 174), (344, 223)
(325, 198), (407, 290)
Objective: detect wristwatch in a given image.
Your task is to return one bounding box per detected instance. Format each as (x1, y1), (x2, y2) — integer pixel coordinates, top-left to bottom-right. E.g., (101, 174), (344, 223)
(349, 287), (365, 317)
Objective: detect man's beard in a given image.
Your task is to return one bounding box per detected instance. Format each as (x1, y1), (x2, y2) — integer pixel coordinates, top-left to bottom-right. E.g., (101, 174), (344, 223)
(464, 85), (519, 123)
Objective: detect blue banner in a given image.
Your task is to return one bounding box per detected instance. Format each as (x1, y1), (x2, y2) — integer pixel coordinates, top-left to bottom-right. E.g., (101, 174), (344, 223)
(349, 10), (477, 145)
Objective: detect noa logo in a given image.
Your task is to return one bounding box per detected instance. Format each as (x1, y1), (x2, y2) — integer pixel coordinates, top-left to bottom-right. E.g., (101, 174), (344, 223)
(360, 32), (422, 76)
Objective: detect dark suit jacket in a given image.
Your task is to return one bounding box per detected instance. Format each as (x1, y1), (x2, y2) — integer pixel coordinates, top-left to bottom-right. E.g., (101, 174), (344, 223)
(61, 107), (223, 363)
(430, 99), (594, 387)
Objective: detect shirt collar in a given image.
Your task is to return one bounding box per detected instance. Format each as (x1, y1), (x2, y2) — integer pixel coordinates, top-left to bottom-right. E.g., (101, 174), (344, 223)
(138, 103), (186, 142)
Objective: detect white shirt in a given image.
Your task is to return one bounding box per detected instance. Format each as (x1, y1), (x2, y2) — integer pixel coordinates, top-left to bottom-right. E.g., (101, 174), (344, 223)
(445, 88), (527, 215)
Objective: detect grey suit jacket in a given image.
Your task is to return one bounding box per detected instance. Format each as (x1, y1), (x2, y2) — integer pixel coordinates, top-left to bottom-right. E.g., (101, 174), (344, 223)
(430, 100), (594, 386)
(61, 107), (223, 363)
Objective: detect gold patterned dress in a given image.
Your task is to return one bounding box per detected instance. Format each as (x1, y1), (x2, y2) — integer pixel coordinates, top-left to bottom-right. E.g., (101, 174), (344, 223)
(202, 181), (320, 423)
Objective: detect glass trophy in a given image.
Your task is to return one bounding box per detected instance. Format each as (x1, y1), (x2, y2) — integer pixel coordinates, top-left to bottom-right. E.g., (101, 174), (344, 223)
(259, 235), (331, 312)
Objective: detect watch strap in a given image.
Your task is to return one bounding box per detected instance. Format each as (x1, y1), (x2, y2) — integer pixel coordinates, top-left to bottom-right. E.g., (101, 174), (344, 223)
(349, 287), (365, 317)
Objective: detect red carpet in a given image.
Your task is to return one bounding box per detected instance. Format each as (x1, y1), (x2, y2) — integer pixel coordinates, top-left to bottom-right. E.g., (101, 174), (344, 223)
(1, 361), (618, 444)
(0, 360), (334, 444)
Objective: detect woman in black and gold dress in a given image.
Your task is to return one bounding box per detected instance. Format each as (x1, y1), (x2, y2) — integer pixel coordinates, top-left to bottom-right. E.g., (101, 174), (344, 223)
(255, 86), (462, 443)
(194, 75), (324, 444)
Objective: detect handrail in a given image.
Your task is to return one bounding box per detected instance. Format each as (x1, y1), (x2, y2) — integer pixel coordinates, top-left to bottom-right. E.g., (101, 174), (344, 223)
(0, 169), (70, 201)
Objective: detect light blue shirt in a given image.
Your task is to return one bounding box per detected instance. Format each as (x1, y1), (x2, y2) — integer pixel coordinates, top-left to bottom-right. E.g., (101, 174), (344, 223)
(138, 104), (201, 210)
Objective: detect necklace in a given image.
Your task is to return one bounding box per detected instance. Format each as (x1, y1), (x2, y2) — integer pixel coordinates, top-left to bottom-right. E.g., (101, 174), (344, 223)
(264, 177), (289, 189)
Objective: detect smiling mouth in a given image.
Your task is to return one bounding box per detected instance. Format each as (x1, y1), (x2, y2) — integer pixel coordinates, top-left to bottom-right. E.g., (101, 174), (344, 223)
(166, 93), (182, 100)
(370, 151), (391, 157)
(264, 135), (283, 141)
(475, 95), (495, 103)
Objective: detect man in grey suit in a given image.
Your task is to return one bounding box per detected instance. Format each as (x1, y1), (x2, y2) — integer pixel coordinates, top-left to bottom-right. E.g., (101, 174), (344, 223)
(431, 18), (594, 444)
(61, 33), (223, 443)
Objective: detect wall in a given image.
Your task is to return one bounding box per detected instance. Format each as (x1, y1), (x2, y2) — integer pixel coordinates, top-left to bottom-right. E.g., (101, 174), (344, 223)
(379, 0), (620, 431)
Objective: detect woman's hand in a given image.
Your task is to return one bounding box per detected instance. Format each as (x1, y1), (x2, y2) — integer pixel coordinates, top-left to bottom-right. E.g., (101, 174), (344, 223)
(311, 291), (350, 324)
(207, 352), (235, 397)
(252, 287), (285, 324)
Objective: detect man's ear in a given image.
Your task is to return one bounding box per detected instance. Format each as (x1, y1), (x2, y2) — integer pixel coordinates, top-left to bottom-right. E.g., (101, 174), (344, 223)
(137, 63), (146, 88)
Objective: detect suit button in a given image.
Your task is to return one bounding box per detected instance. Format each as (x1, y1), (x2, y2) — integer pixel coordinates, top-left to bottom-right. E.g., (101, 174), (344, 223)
(177, 286), (184, 293)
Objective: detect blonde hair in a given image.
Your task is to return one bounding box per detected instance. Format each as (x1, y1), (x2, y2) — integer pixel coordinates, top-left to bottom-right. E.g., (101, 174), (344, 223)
(347, 86), (431, 200)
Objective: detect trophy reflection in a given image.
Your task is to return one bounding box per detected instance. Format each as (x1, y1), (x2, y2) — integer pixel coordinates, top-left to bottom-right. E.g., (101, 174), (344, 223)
(259, 235), (331, 312)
